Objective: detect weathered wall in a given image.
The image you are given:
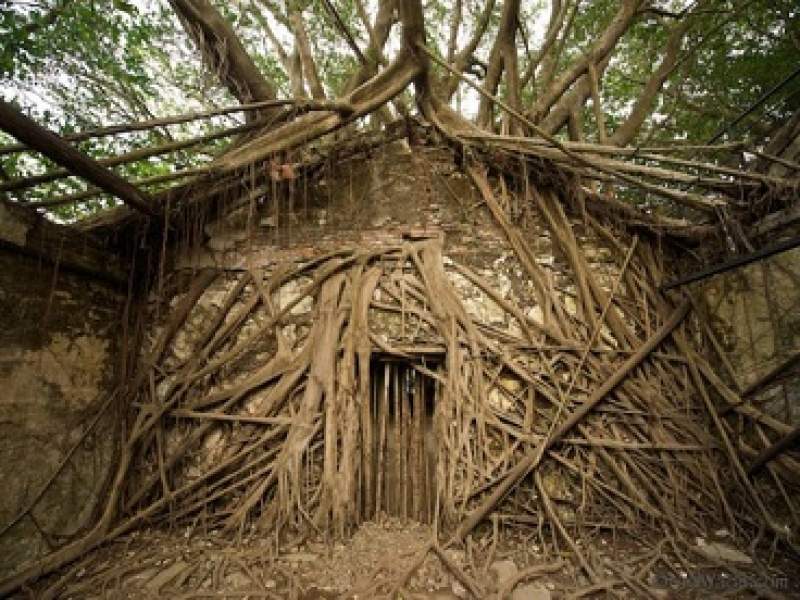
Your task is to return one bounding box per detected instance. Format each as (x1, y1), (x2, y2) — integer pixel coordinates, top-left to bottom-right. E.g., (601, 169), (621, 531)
(701, 245), (800, 424)
(0, 208), (125, 576)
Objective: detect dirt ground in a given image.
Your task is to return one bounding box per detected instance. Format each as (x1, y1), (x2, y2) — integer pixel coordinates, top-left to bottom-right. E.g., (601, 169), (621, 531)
(18, 515), (795, 599)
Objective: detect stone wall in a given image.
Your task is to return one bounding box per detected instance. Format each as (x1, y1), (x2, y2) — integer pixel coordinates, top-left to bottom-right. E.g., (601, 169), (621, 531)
(0, 206), (125, 576)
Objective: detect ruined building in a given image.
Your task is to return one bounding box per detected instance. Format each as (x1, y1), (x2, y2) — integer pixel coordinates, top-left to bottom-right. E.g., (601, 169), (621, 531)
(1, 1), (799, 597)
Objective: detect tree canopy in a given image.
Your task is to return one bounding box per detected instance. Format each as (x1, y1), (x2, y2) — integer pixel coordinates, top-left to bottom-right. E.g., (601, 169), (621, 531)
(0, 0), (798, 221)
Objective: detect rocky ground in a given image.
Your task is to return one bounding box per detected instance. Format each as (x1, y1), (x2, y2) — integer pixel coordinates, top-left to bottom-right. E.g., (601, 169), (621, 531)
(19, 515), (793, 599)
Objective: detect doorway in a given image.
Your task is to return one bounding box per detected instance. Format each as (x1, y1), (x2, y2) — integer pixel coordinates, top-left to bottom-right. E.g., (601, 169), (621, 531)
(362, 359), (438, 523)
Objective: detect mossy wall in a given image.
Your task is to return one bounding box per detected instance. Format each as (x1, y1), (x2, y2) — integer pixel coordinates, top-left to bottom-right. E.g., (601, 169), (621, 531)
(0, 213), (125, 576)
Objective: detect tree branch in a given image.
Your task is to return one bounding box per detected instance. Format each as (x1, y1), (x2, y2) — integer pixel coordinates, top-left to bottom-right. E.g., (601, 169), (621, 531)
(248, 5), (306, 99)
(290, 10), (326, 101)
(530, 0), (643, 121)
(214, 16), (423, 171)
(538, 54), (611, 136)
(588, 61), (607, 143)
(321, 0), (368, 66)
(477, 0), (522, 131)
(535, 0), (579, 97)
(609, 18), (692, 146)
(353, 0), (382, 64)
(0, 100), (157, 216)
(520, 0), (566, 89)
(169, 0), (276, 106)
(341, 0), (397, 94)
(441, 0), (497, 100)
(446, 0), (463, 63)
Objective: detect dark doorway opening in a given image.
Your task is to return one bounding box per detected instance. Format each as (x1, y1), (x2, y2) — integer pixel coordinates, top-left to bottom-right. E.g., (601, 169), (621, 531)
(362, 359), (438, 523)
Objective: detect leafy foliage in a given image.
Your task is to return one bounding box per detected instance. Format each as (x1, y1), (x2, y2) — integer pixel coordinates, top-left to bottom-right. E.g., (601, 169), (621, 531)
(0, 0), (797, 220)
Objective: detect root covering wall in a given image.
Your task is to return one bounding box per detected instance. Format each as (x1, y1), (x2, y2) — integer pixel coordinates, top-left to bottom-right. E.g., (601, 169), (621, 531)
(0, 222), (124, 576)
(158, 143), (622, 483)
(5, 140), (798, 596)
(126, 142), (731, 542)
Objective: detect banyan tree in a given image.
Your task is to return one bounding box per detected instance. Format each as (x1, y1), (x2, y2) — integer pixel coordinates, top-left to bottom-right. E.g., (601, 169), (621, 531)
(1, 0), (799, 597)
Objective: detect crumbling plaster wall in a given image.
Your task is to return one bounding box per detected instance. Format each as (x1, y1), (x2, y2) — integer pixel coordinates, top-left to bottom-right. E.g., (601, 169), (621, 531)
(701, 245), (800, 424)
(0, 214), (124, 576)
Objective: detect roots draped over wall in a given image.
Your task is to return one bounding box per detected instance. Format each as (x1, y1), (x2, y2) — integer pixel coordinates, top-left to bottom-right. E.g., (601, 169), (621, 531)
(2, 152), (796, 595)
(126, 232), (717, 541)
